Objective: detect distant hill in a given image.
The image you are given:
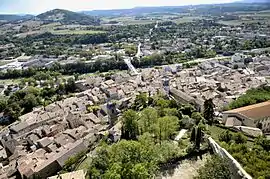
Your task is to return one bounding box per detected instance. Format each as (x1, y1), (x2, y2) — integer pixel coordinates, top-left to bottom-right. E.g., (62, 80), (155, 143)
(82, 3), (270, 16)
(81, 6), (190, 16)
(0, 14), (33, 22)
(36, 9), (100, 25)
(239, 0), (270, 3)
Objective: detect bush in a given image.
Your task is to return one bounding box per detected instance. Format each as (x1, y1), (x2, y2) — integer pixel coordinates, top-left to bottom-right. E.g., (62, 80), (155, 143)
(233, 133), (247, 144)
(218, 130), (233, 143)
(195, 155), (231, 179)
(181, 115), (195, 129)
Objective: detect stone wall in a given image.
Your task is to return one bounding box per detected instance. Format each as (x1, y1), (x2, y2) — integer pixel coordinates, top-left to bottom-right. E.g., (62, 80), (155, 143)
(208, 137), (252, 179)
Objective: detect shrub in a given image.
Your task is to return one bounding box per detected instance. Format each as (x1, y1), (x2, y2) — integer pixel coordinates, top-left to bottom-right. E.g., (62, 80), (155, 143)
(195, 155), (231, 179)
(218, 130), (233, 143)
(233, 133), (247, 144)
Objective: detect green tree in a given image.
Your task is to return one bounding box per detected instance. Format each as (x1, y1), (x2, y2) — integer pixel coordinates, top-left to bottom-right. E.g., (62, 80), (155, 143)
(23, 93), (40, 113)
(138, 107), (158, 134)
(255, 136), (270, 152)
(195, 155), (231, 179)
(0, 97), (7, 113)
(66, 77), (77, 93)
(121, 110), (139, 140)
(218, 130), (233, 143)
(87, 105), (101, 115)
(74, 73), (80, 81)
(132, 93), (148, 110)
(125, 45), (137, 57)
(63, 151), (86, 172)
(190, 126), (203, 150)
(233, 133), (247, 144)
(203, 99), (215, 125)
(181, 115), (195, 129)
(4, 103), (22, 120)
(89, 140), (157, 179)
(163, 108), (178, 117)
(180, 104), (195, 116)
(154, 116), (178, 141)
(191, 112), (204, 125)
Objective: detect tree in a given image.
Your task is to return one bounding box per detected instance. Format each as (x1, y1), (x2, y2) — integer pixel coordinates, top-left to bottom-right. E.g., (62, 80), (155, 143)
(203, 99), (215, 125)
(0, 97), (7, 113)
(88, 144), (110, 178)
(190, 126), (203, 150)
(66, 77), (77, 93)
(125, 45), (137, 57)
(218, 130), (233, 143)
(138, 107), (158, 134)
(23, 93), (40, 113)
(63, 151), (86, 172)
(180, 104), (195, 116)
(89, 140), (157, 179)
(195, 155), (231, 179)
(233, 133), (247, 144)
(4, 103), (22, 120)
(163, 108), (178, 117)
(121, 110), (139, 140)
(154, 116), (178, 141)
(181, 115), (195, 129)
(74, 73), (80, 81)
(191, 112), (204, 125)
(255, 136), (270, 152)
(132, 93), (148, 110)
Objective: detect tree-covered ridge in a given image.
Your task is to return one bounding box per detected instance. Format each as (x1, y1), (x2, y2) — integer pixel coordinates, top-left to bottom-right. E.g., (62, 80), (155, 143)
(227, 85), (270, 110)
(36, 9), (100, 25)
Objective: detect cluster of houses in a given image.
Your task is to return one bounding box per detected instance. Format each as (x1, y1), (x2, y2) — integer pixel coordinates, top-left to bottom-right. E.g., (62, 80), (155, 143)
(169, 60), (266, 110)
(0, 95), (110, 178)
(1, 52), (270, 178)
(0, 68), (166, 178)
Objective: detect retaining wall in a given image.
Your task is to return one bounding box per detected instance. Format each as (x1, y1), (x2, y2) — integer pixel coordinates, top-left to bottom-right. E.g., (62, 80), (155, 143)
(208, 137), (252, 179)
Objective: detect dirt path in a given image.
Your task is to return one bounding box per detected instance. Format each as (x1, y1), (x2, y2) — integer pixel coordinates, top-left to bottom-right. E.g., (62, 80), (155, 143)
(160, 154), (210, 179)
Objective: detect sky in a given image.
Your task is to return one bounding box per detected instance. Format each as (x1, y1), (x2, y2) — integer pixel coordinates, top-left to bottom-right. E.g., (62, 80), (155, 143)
(0, 0), (235, 14)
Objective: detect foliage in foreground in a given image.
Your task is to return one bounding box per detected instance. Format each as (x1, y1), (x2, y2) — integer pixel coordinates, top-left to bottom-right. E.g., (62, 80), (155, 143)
(88, 136), (188, 179)
(195, 155), (231, 179)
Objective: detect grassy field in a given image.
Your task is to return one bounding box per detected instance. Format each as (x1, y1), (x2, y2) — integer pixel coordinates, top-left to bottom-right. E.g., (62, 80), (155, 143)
(40, 22), (61, 29)
(50, 29), (106, 35)
(0, 79), (21, 85)
(173, 16), (203, 24)
(218, 16), (270, 26)
(102, 15), (204, 25)
(217, 20), (244, 26)
(102, 16), (156, 25)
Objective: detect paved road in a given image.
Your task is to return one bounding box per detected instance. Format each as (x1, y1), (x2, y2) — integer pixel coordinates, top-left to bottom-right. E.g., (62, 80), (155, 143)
(135, 43), (142, 58)
(124, 58), (140, 75)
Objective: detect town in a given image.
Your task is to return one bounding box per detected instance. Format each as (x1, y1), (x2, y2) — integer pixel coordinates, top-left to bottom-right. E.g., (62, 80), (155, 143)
(0, 1), (270, 179)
